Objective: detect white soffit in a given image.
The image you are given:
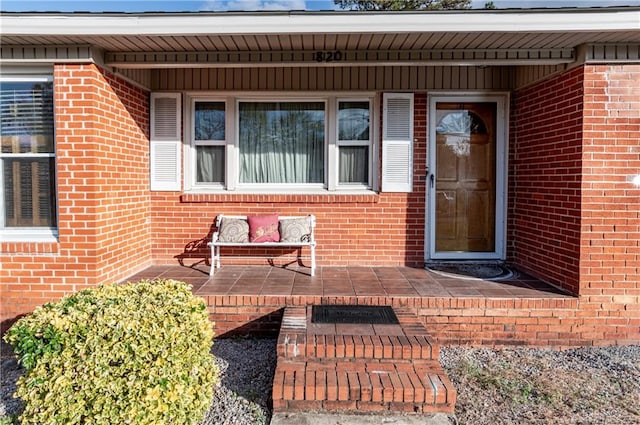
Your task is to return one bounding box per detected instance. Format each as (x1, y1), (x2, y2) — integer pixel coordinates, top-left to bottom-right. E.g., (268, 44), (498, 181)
(1, 9), (639, 36)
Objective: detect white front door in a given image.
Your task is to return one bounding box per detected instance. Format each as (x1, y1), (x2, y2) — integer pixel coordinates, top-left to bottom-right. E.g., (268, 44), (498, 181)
(426, 94), (508, 261)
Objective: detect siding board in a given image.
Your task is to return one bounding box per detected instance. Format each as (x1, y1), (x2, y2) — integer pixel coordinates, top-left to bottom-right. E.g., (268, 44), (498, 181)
(212, 68), (227, 91)
(333, 67), (341, 90)
(515, 64), (567, 89)
(151, 66), (514, 91)
(409, 66), (417, 91)
(586, 43), (640, 61)
(1, 45), (94, 62)
(116, 68), (152, 89)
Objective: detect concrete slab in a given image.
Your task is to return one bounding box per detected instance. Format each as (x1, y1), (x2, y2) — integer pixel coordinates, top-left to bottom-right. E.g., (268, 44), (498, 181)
(271, 412), (456, 425)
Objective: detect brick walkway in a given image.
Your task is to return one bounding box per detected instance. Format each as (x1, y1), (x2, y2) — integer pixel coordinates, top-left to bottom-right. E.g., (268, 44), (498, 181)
(273, 306), (456, 414)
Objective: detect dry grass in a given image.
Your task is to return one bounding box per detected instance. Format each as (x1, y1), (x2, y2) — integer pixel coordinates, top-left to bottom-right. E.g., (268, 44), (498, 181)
(441, 346), (640, 425)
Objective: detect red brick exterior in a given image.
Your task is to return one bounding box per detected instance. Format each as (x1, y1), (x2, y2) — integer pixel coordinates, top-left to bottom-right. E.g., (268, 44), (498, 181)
(507, 64), (640, 344)
(2, 63), (638, 345)
(152, 192), (425, 267)
(1, 64), (151, 326)
(578, 65), (640, 342)
(205, 295), (584, 348)
(510, 66), (584, 294)
(150, 93), (428, 268)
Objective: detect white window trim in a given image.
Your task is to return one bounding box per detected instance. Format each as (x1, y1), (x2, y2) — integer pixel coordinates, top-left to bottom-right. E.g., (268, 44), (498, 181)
(336, 97), (375, 190)
(186, 97), (228, 191)
(0, 228), (58, 242)
(184, 91), (377, 194)
(235, 96), (328, 190)
(0, 74), (57, 239)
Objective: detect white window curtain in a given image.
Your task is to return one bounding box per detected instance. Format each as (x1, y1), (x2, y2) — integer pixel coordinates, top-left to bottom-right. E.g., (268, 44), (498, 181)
(196, 146), (225, 183)
(239, 102), (325, 184)
(339, 146), (368, 184)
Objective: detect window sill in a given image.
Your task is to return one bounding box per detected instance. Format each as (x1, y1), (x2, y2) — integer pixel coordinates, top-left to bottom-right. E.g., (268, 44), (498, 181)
(1, 230), (59, 254)
(180, 190), (380, 204)
(1, 229), (58, 243)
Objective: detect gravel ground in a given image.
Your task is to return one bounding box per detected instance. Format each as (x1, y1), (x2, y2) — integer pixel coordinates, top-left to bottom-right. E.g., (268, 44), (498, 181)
(201, 337), (277, 425)
(2, 340), (639, 425)
(440, 345), (640, 425)
(0, 350), (22, 422)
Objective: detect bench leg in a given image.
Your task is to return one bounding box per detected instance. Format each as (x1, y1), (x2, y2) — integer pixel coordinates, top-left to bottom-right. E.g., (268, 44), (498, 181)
(214, 246), (216, 277)
(310, 243), (316, 277)
(210, 245), (222, 277)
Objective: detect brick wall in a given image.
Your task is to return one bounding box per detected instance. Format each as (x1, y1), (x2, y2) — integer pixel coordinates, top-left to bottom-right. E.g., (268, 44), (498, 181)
(204, 292), (638, 347)
(577, 64), (640, 342)
(149, 93), (429, 268)
(1, 64), (151, 326)
(205, 295), (584, 348)
(510, 66), (584, 294)
(510, 64), (640, 344)
(83, 66), (152, 284)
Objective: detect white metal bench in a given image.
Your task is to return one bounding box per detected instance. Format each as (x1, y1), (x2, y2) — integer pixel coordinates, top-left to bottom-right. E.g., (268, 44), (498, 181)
(207, 214), (316, 277)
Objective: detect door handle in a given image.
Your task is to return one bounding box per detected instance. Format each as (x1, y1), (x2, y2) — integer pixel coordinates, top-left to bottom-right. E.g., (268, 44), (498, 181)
(429, 173), (435, 188)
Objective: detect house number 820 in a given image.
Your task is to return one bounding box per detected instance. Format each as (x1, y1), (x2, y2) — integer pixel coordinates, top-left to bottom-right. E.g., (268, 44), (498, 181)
(314, 51), (344, 62)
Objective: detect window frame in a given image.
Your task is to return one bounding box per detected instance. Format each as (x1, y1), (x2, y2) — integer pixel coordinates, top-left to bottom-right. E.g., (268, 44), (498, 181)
(184, 91), (377, 193)
(336, 98), (373, 189)
(0, 74), (58, 241)
(235, 96), (328, 191)
(190, 98), (227, 189)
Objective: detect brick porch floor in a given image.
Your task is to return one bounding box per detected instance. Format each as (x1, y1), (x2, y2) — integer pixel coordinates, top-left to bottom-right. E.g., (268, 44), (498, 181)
(125, 264), (578, 346)
(126, 264), (570, 299)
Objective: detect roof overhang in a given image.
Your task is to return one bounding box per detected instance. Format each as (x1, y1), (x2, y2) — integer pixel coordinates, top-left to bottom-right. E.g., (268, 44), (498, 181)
(2, 8), (639, 35)
(1, 9), (639, 69)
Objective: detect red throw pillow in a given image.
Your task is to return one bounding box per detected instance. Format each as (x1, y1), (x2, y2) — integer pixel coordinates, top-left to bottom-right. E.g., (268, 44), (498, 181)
(247, 214), (280, 242)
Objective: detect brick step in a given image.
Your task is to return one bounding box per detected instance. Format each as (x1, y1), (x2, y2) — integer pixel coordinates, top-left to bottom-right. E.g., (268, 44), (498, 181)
(273, 306), (455, 415)
(278, 333), (438, 361)
(277, 306), (439, 361)
(272, 358), (456, 414)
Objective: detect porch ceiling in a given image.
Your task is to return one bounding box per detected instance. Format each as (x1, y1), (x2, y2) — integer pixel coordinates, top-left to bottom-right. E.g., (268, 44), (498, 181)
(1, 9), (639, 55)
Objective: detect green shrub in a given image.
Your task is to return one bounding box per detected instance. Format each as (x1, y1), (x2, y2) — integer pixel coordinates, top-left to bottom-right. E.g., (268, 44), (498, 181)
(3, 279), (218, 425)
(0, 415), (17, 425)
